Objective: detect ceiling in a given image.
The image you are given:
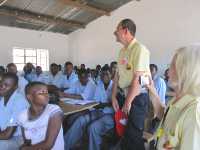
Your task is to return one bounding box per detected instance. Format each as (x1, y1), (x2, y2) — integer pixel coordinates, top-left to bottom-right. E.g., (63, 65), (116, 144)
(0, 0), (135, 35)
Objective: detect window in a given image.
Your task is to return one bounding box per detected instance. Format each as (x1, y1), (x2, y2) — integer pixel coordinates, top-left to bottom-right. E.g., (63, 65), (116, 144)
(13, 47), (49, 71)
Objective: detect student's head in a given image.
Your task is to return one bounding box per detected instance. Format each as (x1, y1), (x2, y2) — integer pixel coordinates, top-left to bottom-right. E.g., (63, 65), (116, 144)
(78, 69), (89, 86)
(164, 68), (169, 81)
(0, 66), (5, 74)
(25, 63), (34, 73)
(25, 82), (49, 106)
(58, 64), (62, 71)
(110, 61), (117, 75)
(114, 19), (136, 44)
(36, 66), (42, 75)
(0, 73), (18, 97)
(96, 64), (101, 72)
(7, 63), (17, 74)
(169, 44), (200, 97)
(50, 63), (59, 76)
(90, 69), (97, 78)
(64, 61), (73, 75)
(150, 64), (158, 78)
(101, 66), (111, 85)
(80, 64), (85, 70)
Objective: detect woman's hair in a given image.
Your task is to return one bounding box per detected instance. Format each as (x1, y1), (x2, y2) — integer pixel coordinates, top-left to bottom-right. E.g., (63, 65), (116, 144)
(174, 44), (200, 96)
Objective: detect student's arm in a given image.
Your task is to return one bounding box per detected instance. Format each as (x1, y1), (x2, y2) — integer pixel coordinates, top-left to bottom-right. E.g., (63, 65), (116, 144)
(112, 72), (119, 112)
(60, 92), (83, 100)
(20, 111), (63, 150)
(58, 82), (83, 100)
(0, 126), (16, 140)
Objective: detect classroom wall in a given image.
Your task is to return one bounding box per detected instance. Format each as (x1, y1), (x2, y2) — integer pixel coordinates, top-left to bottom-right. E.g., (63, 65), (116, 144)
(0, 26), (69, 68)
(68, 0), (200, 74)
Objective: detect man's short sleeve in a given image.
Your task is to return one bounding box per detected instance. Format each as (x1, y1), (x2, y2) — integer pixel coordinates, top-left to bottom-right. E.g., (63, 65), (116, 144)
(133, 46), (150, 72)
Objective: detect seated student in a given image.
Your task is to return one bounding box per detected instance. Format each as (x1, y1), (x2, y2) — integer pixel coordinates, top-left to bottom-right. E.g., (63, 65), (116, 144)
(0, 73), (29, 150)
(110, 61), (118, 80)
(47, 63), (64, 89)
(62, 61), (78, 90)
(64, 66), (114, 150)
(60, 69), (96, 131)
(32, 66), (48, 84)
(90, 69), (99, 84)
(0, 66), (5, 76)
(0, 66), (5, 81)
(150, 64), (166, 105)
(59, 69), (96, 100)
(18, 82), (64, 150)
(164, 68), (176, 104)
(80, 64), (86, 70)
(7, 63), (28, 95)
(23, 63), (35, 82)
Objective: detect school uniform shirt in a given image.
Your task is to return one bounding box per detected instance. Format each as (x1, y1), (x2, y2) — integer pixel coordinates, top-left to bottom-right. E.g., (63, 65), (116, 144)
(17, 75), (28, 95)
(157, 95), (200, 150)
(65, 80), (96, 100)
(24, 72), (35, 82)
(0, 90), (29, 136)
(93, 80), (114, 114)
(47, 73), (65, 88)
(18, 104), (64, 150)
(62, 72), (78, 89)
(153, 74), (167, 105)
(31, 73), (49, 84)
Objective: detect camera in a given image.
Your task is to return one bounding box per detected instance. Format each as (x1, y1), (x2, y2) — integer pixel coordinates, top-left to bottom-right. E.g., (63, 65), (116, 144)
(139, 75), (149, 87)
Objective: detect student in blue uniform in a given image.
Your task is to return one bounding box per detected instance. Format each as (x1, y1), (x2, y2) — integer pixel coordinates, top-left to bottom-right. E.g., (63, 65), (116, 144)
(6, 63), (28, 95)
(150, 64), (166, 105)
(0, 73), (29, 150)
(62, 61), (78, 90)
(32, 66), (48, 84)
(64, 66), (114, 150)
(47, 63), (64, 89)
(60, 69), (96, 100)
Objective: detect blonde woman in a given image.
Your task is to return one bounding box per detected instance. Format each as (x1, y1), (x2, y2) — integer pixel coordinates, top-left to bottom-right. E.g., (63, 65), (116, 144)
(146, 44), (200, 150)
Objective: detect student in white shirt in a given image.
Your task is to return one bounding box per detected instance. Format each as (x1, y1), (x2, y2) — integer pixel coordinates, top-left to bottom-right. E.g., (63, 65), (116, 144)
(23, 63), (35, 82)
(0, 73), (29, 150)
(47, 63), (64, 89)
(32, 66), (48, 84)
(59, 69), (96, 100)
(61, 61), (78, 90)
(18, 82), (64, 150)
(6, 63), (28, 95)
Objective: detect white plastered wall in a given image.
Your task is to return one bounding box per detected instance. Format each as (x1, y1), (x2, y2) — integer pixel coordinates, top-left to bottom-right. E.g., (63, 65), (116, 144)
(68, 0), (200, 74)
(0, 26), (69, 69)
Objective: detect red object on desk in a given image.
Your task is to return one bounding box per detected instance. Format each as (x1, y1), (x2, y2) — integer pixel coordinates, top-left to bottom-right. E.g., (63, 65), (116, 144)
(114, 110), (128, 137)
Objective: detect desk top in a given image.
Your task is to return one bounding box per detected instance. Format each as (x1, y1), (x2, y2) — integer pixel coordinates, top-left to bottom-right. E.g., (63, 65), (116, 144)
(59, 101), (99, 116)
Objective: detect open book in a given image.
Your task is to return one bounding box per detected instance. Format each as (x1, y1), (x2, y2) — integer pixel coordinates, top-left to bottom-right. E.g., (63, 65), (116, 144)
(60, 98), (95, 105)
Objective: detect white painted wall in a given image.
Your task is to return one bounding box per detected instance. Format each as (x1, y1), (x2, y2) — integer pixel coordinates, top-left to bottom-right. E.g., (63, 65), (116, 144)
(68, 0), (200, 73)
(0, 26), (69, 69)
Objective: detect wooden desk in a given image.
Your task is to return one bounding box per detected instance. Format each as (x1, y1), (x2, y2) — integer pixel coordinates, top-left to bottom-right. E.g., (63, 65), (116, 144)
(59, 101), (99, 116)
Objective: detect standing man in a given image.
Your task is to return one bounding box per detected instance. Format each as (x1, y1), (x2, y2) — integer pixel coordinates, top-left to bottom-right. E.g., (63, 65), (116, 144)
(112, 19), (150, 150)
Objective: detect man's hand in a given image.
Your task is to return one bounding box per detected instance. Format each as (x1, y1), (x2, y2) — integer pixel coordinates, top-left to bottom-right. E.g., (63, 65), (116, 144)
(122, 100), (132, 115)
(112, 97), (119, 112)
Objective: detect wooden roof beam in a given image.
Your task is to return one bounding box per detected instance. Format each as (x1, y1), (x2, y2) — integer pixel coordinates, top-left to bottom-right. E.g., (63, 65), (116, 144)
(0, 6), (85, 29)
(61, 0), (110, 16)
